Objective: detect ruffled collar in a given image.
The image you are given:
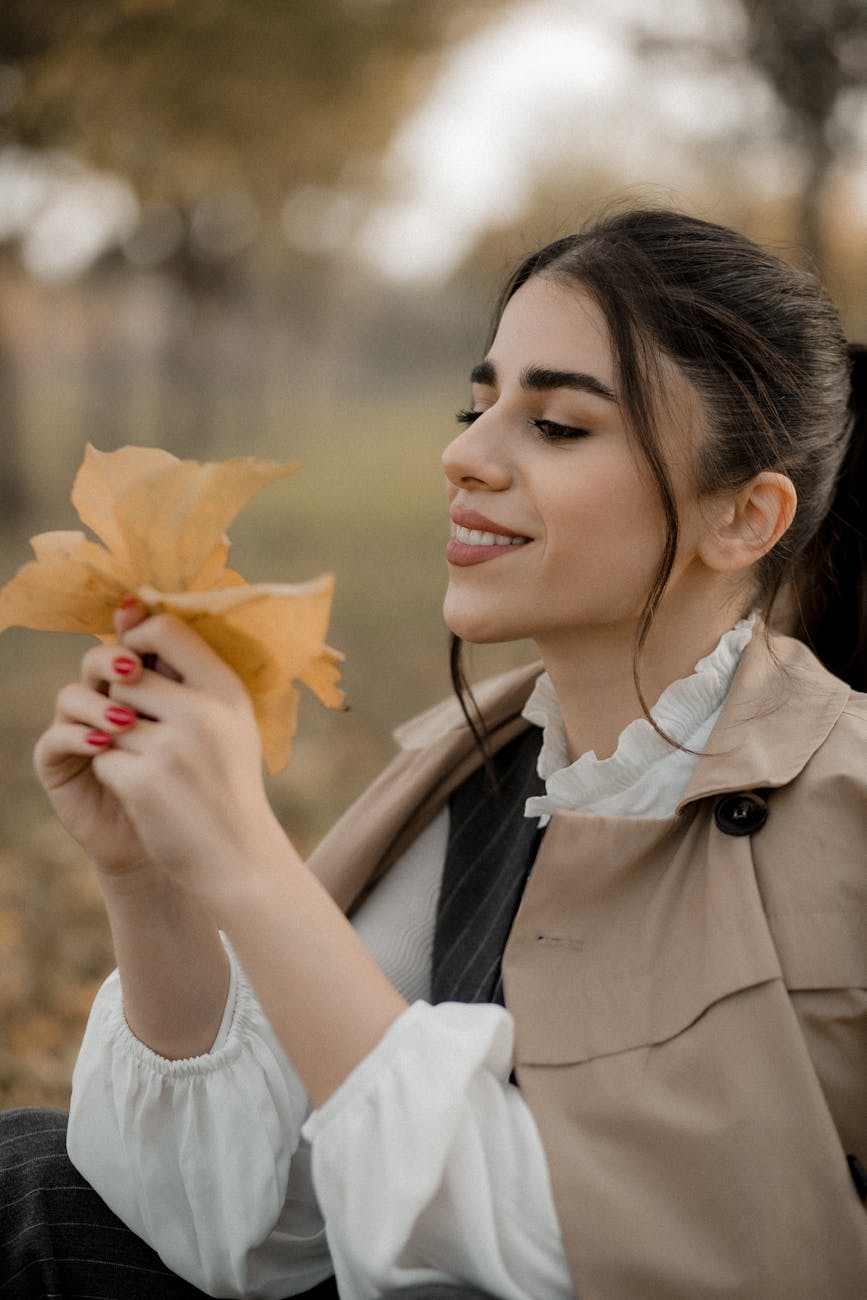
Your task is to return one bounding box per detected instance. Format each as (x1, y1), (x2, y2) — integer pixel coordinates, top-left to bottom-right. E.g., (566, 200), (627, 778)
(522, 616), (755, 819)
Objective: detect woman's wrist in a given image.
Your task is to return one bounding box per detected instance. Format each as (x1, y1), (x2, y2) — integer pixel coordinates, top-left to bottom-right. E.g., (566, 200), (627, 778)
(91, 854), (171, 900)
(195, 812), (305, 924)
(92, 856), (230, 1060)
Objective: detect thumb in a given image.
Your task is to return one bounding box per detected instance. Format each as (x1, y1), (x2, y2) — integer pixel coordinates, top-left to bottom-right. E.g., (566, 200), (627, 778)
(114, 594), (149, 638)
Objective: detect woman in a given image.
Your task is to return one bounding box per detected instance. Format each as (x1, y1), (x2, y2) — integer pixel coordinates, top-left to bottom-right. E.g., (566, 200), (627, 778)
(2, 208), (866, 1299)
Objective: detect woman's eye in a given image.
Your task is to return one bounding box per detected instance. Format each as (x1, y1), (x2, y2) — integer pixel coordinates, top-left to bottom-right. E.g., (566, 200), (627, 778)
(530, 418), (590, 442)
(455, 408), (482, 427)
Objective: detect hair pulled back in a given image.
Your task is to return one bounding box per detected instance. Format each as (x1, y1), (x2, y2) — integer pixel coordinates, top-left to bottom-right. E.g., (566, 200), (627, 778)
(488, 208), (866, 692)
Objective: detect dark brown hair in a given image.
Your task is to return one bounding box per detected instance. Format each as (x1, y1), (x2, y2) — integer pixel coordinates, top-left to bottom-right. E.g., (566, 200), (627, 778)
(452, 207), (866, 748)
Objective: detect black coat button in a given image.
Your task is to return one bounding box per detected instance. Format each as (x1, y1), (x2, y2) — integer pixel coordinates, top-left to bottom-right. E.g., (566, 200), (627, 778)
(713, 792), (768, 836)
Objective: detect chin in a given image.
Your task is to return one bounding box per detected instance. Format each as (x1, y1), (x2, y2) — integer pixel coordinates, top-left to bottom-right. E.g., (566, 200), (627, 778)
(442, 597), (526, 646)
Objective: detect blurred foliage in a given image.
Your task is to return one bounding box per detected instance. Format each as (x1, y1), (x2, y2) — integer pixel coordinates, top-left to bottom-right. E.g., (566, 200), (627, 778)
(737, 0), (867, 265)
(0, 0), (519, 523)
(633, 0), (867, 269)
(0, 0), (515, 260)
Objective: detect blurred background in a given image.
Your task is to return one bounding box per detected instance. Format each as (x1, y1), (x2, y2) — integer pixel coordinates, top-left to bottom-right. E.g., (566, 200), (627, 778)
(1, 0), (866, 1107)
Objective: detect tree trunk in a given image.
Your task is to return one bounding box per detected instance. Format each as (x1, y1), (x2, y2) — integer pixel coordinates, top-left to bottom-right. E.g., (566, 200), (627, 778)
(796, 127), (833, 274)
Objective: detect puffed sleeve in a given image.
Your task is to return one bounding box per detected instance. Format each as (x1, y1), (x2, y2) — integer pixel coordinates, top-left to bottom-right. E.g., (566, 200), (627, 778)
(67, 945), (333, 1299)
(302, 1000), (574, 1300)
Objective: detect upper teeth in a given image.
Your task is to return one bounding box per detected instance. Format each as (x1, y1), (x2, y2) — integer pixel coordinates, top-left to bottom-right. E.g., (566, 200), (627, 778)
(454, 524), (526, 546)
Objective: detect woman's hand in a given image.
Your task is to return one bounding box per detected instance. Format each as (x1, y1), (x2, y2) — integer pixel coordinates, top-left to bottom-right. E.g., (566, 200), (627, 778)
(34, 607), (157, 879)
(35, 604), (281, 903)
(91, 612), (282, 903)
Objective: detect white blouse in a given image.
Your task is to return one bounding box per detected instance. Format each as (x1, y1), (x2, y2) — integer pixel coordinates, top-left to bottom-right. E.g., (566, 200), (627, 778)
(68, 619), (753, 1299)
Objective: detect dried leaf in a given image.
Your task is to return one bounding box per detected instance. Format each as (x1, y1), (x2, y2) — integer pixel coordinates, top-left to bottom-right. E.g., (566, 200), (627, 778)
(139, 576), (341, 772)
(73, 444), (301, 592)
(0, 532), (130, 635)
(0, 444), (343, 770)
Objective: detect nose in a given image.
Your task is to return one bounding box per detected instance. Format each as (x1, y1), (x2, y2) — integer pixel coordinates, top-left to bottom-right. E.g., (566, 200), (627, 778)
(442, 412), (512, 491)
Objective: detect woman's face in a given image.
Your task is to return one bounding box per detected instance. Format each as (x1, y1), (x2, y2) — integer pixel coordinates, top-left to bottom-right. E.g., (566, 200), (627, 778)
(442, 274), (707, 653)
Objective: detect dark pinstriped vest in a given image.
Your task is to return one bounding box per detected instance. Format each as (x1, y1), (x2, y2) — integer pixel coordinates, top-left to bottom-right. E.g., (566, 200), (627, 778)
(431, 726), (546, 1006)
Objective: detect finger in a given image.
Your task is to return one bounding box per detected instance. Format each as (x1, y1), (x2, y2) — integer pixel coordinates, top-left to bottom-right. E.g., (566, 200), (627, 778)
(113, 611), (186, 684)
(34, 721), (115, 785)
(122, 614), (244, 697)
(106, 667), (189, 723)
(56, 683), (140, 735)
(141, 653), (184, 684)
(81, 638), (181, 690)
(34, 717), (156, 792)
(114, 594), (149, 638)
(82, 643), (144, 693)
(100, 715), (159, 755)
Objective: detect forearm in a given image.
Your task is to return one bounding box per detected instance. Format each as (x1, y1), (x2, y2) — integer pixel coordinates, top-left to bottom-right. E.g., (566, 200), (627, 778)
(215, 820), (407, 1108)
(96, 863), (229, 1059)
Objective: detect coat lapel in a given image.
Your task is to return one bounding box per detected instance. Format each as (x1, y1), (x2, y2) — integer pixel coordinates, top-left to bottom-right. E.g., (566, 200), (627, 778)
(308, 660), (541, 912)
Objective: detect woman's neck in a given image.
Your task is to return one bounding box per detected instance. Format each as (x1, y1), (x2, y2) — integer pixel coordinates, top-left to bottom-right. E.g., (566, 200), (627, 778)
(535, 601), (745, 762)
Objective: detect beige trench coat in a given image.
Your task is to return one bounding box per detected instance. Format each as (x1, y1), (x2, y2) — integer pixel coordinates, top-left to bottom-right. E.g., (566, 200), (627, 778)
(309, 630), (867, 1298)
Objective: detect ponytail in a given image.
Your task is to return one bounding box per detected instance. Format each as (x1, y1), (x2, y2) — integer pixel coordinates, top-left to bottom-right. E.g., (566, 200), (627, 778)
(792, 343), (867, 691)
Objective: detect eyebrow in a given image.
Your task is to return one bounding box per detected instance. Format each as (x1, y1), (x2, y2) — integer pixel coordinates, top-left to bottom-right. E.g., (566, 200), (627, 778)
(470, 359), (618, 403)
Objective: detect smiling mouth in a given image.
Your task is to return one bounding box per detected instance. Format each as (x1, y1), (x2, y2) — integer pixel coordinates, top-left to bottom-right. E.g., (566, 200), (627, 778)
(452, 524), (529, 547)
(446, 524), (531, 567)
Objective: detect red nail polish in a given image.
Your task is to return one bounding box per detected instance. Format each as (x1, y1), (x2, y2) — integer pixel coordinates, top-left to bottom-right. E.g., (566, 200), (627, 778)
(113, 655), (138, 676)
(120, 593), (139, 610)
(85, 730), (113, 748)
(105, 705), (136, 727)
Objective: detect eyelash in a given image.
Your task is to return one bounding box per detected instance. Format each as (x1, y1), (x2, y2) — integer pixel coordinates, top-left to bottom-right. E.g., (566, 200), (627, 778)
(454, 409), (590, 442)
(530, 418), (590, 443)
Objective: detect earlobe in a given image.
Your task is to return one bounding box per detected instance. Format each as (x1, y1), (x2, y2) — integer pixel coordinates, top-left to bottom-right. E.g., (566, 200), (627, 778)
(701, 472), (797, 573)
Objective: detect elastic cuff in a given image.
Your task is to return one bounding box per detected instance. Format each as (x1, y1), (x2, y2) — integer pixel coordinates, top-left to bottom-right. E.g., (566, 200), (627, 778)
(302, 999), (514, 1142)
(93, 957), (255, 1079)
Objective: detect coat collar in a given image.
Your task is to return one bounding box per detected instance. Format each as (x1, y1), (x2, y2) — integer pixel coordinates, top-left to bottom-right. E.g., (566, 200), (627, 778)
(678, 628), (851, 809)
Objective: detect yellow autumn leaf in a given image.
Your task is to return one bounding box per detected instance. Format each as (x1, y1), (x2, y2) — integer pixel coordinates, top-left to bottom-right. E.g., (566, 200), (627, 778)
(0, 444), (344, 772)
(137, 579), (345, 773)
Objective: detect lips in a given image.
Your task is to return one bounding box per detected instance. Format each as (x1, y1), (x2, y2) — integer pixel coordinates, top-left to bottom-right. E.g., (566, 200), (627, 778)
(447, 508), (531, 566)
(449, 508), (529, 541)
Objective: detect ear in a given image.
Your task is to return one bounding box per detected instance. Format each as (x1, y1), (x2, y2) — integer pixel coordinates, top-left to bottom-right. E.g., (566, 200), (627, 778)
(699, 472), (797, 574)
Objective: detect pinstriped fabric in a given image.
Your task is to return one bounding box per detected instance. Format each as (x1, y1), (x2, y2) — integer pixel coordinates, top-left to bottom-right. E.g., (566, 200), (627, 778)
(0, 1109), (216, 1298)
(431, 727), (545, 1007)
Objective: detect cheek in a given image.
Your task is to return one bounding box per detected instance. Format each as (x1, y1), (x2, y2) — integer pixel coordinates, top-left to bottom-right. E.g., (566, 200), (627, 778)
(542, 477), (668, 594)
(544, 475), (661, 551)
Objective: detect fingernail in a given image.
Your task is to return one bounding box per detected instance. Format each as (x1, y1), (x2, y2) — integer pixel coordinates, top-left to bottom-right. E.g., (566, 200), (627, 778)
(105, 705), (136, 727)
(113, 655), (138, 677)
(85, 730), (113, 748)
(119, 593), (140, 610)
